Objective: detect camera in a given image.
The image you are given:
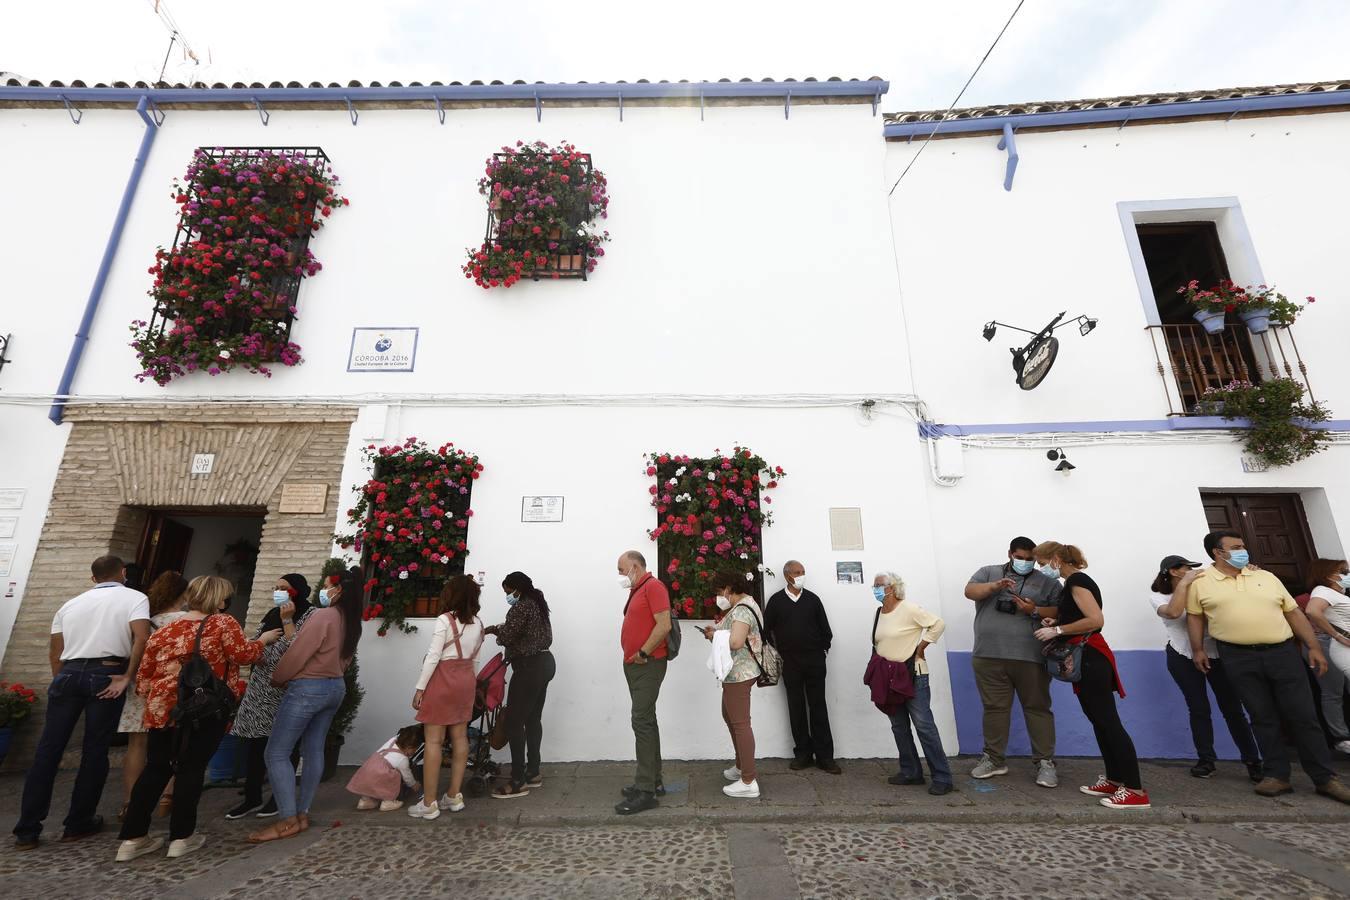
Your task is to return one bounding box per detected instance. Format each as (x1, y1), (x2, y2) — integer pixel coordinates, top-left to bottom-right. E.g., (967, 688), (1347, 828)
(996, 596), (1018, 615)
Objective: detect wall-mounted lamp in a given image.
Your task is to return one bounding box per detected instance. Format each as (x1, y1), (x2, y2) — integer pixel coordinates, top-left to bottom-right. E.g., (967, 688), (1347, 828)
(1046, 448), (1076, 475)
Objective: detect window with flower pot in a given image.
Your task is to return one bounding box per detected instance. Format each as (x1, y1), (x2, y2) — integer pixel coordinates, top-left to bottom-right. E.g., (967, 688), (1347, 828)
(338, 439), (482, 635)
(462, 140), (610, 289)
(645, 448), (785, 620)
(130, 146), (347, 385)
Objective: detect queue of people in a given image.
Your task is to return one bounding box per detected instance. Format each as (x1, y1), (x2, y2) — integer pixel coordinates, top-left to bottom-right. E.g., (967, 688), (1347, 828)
(11, 532), (1350, 852)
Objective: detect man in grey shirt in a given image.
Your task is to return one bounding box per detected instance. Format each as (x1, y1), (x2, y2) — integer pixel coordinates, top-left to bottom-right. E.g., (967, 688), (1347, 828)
(965, 536), (1062, 787)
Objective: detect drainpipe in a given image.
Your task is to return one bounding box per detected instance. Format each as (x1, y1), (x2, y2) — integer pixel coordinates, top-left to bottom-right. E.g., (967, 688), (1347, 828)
(48, 96), (160, 424)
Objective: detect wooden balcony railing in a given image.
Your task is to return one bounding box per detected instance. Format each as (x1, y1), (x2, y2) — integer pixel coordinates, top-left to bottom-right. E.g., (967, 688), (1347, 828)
(1145, 323), (1314, 416)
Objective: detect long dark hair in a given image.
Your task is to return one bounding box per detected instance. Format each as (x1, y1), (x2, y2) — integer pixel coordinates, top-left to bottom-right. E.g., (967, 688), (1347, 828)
(336, 568), (364, 660)
(145, 570), (189, 618)
(503, 571), (550, 621)
(439, 575), (482, 626)
(1308, 558), (1349, 594)
(1151, 571), (1174, 595)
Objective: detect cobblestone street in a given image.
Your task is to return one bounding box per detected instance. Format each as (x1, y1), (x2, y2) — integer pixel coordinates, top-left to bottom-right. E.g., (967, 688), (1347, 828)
(4, 757), (1348, 898)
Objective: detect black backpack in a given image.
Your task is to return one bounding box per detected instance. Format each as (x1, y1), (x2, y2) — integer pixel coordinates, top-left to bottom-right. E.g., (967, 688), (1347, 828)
(171, 618), (238, 729)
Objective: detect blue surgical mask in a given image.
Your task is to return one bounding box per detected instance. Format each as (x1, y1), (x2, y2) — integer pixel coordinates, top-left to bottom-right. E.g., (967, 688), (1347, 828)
(1039, 564), (1061, 580)
(1338, 574), (1350, 591)
(1010, 559), (1035, 576)
(318, 588), (332, 607)
(1226, 550), (1250, 570)
(506, 593), (519, 607)
(272, 590), (289, 606)
(872, 586), (887, 603)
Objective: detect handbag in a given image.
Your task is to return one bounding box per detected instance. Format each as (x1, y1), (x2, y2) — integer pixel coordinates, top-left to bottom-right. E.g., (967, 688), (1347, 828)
(741, 604), (782, 687)
(1042, 634), (1087, 683)
(171, 617), (238, 728)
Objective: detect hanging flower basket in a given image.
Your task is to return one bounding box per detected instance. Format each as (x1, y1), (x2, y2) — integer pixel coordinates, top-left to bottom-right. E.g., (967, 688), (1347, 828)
(1200, 378), (1331, 467)
(338, 438), (482, 635)
(462, 140), (610, 289)
(645, 447), (785, 619)
(130, 148), (348, 385)
(1177, 280), (1314, 336)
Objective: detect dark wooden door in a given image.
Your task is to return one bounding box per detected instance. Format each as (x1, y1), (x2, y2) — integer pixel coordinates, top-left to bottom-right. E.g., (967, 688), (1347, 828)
(140, 514), (194, 584)
(1201, 492), (1315, 595)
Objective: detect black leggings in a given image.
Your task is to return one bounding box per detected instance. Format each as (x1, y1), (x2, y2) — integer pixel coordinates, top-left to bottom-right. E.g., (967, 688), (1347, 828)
(1076, 645), (1142, 790)
(504, 652), (556, 787)
(243, 734), (300, 806)
(120, 720), (228, 841)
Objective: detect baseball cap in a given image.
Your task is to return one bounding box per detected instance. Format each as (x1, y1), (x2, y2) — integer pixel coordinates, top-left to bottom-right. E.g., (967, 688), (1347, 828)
(1159, 554), (1201, 573)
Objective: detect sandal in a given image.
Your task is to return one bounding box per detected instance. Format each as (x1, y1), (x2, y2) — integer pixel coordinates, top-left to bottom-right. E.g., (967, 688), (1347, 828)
(246, 819), (302, 844)
(297, 813), (310, 832)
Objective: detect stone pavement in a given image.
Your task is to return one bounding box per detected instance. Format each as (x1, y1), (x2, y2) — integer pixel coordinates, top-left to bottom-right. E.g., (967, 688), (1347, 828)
(2, 756), (1349, 898)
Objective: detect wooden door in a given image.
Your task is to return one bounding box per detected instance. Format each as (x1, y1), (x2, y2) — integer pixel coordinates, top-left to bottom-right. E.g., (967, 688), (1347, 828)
(1201, 492), (1315, 595)
(139, 513), (194, 584)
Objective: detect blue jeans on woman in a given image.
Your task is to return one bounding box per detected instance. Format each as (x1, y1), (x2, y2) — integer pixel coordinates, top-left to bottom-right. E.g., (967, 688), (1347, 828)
(264, 677), (345, 819)
(888, 673), (953, 787)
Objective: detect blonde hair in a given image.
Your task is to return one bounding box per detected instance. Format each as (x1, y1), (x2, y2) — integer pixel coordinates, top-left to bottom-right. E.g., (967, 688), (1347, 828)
(184, 575), (234, 615)
(1033, 541), (1088, 569)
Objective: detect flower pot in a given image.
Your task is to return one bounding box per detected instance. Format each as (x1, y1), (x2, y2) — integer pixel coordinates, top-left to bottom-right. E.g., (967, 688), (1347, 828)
(0, 726), (12, 768)
(1192, 308), (1227, 335)
(1239, 308), (1271, 334)
(321, 733), (344, 782)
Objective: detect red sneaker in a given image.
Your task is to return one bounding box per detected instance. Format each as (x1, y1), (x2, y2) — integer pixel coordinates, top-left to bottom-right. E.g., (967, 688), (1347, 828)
(1100, 787), (1151, 809)
(1078, 777), (1117, 797)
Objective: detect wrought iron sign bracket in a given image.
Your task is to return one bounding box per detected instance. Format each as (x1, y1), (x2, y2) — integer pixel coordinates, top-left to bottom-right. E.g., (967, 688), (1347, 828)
(345, 96), (358, 126)
(252, 97), (269, 127)
(535, 92), (542, 122)
(618, 91), (624, 122)
(785, 90), (792, 120)
(434, 95), (445, 124)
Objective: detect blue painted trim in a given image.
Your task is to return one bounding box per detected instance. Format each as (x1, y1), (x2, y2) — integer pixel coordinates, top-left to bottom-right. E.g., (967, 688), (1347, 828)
(919, 418), (1350, 438)
(884, 88), (1350, 139)
(1, 80), (889, 108)
(996, 123), (1018, 191)
(49, 97), (159, 425)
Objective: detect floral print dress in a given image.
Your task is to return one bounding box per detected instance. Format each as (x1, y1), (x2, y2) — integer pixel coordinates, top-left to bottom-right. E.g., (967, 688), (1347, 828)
(231, 608), (313, 739)
(118, 609), (187, 734)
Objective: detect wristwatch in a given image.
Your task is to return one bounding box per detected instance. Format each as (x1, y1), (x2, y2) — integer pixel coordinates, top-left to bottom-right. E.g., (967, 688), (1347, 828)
(1055, 626), (1063, 636)
(638, 649), (650, 660)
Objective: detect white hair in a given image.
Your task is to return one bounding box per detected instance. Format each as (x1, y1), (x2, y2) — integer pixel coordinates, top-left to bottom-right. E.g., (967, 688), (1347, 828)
(875, 571), (906, 599)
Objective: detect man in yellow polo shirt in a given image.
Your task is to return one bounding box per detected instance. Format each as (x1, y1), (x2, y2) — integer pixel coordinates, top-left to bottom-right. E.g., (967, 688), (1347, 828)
(1187, 530), (1349, 804)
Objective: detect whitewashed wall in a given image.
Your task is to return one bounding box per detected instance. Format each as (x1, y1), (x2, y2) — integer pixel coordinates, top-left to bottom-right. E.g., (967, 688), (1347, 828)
(337, 404), (956, 764)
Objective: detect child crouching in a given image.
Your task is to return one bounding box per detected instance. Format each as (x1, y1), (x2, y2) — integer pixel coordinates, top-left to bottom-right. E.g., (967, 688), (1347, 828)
(346, 724), (423, 811)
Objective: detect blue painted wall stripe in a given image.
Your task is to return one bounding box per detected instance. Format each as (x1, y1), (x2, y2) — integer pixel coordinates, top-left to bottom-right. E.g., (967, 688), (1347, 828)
(947, 650), (1255, 760)
(919, 418), (1350, 438)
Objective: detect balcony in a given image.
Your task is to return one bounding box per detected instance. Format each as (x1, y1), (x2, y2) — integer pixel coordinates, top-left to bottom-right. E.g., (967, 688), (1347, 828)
(1145, 323), (1314, 415)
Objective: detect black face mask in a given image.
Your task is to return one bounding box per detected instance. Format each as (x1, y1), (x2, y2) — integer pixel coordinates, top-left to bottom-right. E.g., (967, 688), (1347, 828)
(221, 598), (232, 614)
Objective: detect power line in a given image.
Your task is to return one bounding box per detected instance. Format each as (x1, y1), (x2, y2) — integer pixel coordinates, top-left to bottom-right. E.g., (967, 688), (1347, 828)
(888, 0), (1027, 196)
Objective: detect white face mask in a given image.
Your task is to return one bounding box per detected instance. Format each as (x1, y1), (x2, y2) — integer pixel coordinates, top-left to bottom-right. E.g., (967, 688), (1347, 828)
(618, 575), (633, 590)
(272, 590), (289, 606)
(789, 576), (806, 592)
(715, 595), (732, 611)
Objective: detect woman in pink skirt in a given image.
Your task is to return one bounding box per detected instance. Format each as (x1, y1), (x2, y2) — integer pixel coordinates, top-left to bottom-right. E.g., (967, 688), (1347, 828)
(407, 575), (484, 819)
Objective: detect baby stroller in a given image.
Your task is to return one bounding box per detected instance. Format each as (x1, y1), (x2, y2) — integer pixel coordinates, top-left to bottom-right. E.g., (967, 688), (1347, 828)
(406, 653), (509, 797)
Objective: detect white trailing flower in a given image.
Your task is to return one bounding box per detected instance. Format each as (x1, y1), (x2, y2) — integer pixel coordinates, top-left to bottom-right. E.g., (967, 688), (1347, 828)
(667, 478), (678, 486)
(707, 472), (717, 481)
(744, 572), (754, 581)
(398, 571), (409, 580)
(756, 563), (767, 572)
(218, 349), (231, 359)
(386, 525), (394, 532)
(441, 555), (450, 564)
(740, 552), (749, 560)
(676, 466), (687, 476)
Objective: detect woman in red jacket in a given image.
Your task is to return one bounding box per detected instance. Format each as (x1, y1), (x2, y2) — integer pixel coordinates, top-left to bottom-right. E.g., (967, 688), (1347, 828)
(115, 576), (280, 862)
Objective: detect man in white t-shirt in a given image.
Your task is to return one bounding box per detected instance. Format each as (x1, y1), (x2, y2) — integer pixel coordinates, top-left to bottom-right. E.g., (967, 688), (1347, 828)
(13, 555), (151, 851)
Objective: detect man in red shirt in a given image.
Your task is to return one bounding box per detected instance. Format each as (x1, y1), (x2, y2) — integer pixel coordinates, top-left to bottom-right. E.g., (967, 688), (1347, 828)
(616, 550), (672, 815)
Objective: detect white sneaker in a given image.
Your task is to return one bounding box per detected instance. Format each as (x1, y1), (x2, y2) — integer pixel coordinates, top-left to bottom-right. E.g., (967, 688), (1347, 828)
(1334, 739), (1350, 754)
(115, 836), (164, 862)
(356, 797), (378, 811)
(723, 778), (761, 799)
(438, 793), (465, 812)
(407, 799), (440, 820)
(723, 766), (742, 782)
(378, 799), (404, 812)
(166, 833), (206, 858)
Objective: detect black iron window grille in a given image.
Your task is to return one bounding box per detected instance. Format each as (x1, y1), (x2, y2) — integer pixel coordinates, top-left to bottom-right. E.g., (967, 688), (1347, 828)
(145, 146), (332, 356)
(484, 152), (595, 280)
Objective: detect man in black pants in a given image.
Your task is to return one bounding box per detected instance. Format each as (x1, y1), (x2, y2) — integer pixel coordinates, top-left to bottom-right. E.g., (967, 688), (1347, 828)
(765, 560), (839, 774)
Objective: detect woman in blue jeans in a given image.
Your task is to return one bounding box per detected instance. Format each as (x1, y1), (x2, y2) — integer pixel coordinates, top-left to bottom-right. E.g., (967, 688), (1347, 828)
(871, 572), (954, 795)
(248, 569), (364, 843)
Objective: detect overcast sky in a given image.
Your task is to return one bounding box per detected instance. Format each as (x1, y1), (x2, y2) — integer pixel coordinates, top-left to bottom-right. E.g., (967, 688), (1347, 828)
(4, 0), (1349, 112)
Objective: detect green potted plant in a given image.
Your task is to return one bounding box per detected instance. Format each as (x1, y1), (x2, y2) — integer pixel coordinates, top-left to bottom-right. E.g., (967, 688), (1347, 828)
(323, 656), (365, 782)
(1199, 378), (1331, 467)
(0, 681), (38, 767)
(1177, 280), (1314, 335)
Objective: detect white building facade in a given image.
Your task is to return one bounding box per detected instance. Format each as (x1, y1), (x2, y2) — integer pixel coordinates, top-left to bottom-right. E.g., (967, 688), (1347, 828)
(0, 75), (1346, 767)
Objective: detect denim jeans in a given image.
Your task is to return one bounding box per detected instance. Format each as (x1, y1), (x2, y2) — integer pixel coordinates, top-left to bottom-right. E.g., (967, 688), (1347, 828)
(888, 673), (953, 786)
(13, 659), (127, 840)
(264, 677), (345, 818)
(1164, 644), (1262, 763)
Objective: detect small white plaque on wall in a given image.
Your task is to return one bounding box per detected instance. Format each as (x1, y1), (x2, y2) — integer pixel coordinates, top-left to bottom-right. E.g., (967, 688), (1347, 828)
(521, 496), (564, 523)
(348, 327), (419, 372)
(279, 483), (330, 514)
(0, 517), (16, 539)
(0, 488), (25, 509)
(828, 507), (864, 551)
(190, 453), (215, 475)
(0, 543), (16, 578)
(1240, 456), (1270, 474)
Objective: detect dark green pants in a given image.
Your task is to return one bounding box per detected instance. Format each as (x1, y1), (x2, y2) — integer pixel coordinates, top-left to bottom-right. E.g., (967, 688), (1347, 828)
(624, 659), (668, 792)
